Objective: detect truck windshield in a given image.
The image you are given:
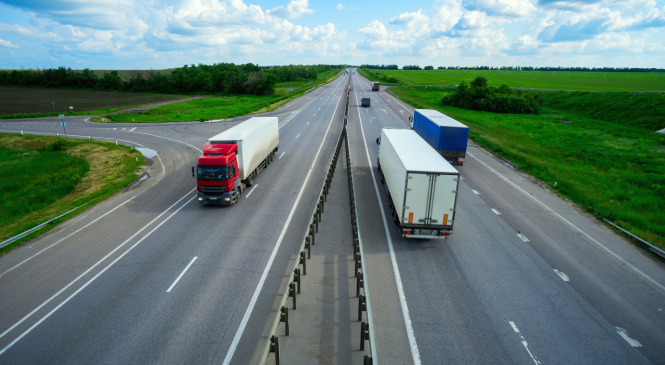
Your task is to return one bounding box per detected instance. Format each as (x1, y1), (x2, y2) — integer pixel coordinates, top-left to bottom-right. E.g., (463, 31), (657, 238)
(197, 166), (228, 180)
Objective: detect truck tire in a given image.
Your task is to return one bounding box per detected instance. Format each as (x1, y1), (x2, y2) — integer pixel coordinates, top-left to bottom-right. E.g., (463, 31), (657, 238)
(246, 174), (254, 187)
(266, 156), (270, 167)
(235, 187), (241, 203)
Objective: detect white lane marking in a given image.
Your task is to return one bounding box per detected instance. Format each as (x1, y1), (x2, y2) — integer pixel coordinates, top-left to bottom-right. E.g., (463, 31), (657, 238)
(130, 127), (136, 132)
(400, 110), (404, 114)
(518, 233), (530, 242)
(615, 327), (642, 347)
(492, 208), (502, 215)
(245, 184), (259, 198)
(222, 76), (344, 365)
(314, 114), (316, 116)
(472, 190), (480, 195)
(468, 152), (665, 294)
(0, 188), (151, 278)
(0, 191), (195, 354)
(112, 128), (117, 130)
(509, 321), (541, 365)
(133, 131), (201, 152)
(279, 152), (285, 159)
(353, 76), (421, 365)
(460, 176), (464, 180)
(122, 128), (126, 131)
(296, 134), (300, 138)
(307, 122), (309, 125)
(167, 257), (198, 292)
(554, 269), (569, 282)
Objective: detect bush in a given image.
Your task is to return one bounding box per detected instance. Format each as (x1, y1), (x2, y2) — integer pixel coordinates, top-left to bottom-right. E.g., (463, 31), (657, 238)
(424, 66), (434, 70)
(442, 76), (542, 114)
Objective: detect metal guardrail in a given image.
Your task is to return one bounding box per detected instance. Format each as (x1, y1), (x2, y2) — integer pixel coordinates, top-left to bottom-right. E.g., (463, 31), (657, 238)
(603, 219), (665, 259)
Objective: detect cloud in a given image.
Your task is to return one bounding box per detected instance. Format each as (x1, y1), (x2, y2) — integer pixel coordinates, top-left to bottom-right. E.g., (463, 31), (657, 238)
(336, 3), (344, 10)
(389, 10), (429, 27)
(269, 0), (314, 19)
(462, 0), (537, 17)
(0, 38), (19, 47)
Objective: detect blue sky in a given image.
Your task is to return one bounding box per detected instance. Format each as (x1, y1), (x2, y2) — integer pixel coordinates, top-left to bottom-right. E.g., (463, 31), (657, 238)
(0, 0), (664, 69)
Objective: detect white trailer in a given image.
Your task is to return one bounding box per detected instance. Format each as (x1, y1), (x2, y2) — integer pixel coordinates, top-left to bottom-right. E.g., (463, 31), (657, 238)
(206, 117), (279, 185)
(378, 128), (460, 239)
(372, 82), (380, 91)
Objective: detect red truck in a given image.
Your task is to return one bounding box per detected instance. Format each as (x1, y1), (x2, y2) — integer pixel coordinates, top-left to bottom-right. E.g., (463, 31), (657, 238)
(192, 117), (279, 205)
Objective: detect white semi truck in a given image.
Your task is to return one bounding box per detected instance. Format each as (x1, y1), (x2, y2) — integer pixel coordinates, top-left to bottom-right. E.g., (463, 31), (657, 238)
(377, 128), (460, 239)
(372, 82), (380, 91)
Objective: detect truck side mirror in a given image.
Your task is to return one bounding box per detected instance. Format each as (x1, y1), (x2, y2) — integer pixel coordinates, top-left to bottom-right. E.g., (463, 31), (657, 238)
(192, 166), (195, 177)
(376, 137), (381, 145)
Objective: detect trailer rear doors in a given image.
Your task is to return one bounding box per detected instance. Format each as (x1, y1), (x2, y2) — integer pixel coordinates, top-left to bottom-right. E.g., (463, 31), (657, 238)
(403, 172), (458, 229)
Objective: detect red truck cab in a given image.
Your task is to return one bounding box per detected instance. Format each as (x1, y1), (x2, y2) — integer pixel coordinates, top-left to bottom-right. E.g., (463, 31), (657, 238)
(192, 143), (242, 205)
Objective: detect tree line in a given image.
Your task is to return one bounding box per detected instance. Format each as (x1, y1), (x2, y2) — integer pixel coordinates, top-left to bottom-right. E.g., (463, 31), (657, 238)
(0, 64), (336, 96)
(442, 76), (542, 115)
(361, 64), (399, 70)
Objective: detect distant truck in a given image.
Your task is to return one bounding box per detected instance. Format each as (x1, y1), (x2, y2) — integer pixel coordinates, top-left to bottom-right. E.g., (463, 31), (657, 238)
(410, 109), (468, 166)
(193, 117), (279, 205)
(361, 98), (371, 107)
(377, 128), (460, 239)
(372, 82), (380, 91)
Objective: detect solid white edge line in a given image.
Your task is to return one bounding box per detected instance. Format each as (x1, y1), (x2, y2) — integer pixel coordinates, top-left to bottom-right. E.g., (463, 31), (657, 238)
(221, 76), (344, 365)
(296, 134), (300, 138)
(244, 184), (258, 198)
(468, 152), (665, 294)
(0, 190), (195, 352)
(508, 321), (540, 365)
(352, 74), (422, 365)
(279, 152), (285, 159)
(167, 257), (198, 293)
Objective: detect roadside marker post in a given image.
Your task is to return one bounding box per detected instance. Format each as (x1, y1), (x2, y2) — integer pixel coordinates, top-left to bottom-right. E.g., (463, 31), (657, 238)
(51, 102), (55, 113)
(59, 115), (67, 139)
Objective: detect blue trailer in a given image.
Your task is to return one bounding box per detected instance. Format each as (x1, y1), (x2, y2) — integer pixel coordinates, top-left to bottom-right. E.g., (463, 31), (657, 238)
(409, 109), (469, 166)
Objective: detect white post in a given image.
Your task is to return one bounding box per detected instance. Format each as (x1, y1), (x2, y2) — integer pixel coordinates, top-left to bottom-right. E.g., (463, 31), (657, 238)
(89, 136), (91, 140)
(116, 140), (118, 145)
(136, 157), (138, 162)
(21, 130), (23, 135)
(57, 133), (59, 137)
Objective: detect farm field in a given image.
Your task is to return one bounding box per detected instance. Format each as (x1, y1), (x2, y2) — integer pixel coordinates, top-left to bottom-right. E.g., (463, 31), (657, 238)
(0, 133), (144, 253)
(361, 68), (665, 91)
(0, 86), (187, 117)
(390, 86), (665, 250)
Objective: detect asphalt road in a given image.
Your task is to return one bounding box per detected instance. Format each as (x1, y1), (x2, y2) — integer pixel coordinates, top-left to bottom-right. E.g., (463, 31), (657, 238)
(0, 74), (350, 364)
(347, 72), (665, 365)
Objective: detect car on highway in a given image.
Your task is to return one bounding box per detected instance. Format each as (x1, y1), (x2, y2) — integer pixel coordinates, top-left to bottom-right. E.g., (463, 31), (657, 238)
(361, 97), (371, 107)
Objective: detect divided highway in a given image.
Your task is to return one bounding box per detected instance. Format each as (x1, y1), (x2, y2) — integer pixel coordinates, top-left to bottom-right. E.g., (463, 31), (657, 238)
(0, 75), (349, 364)
(348, 71), (665, 364)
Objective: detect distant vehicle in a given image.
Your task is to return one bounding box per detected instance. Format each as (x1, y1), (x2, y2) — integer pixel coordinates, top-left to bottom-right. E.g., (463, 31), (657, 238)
(372, 82), (380, 91)
(353, 71), (356, 74)
(193, 117), (279, 205)
(361, 98), (371, 107)
(410, 109), (469, 166)
(377, 128), (459, 239)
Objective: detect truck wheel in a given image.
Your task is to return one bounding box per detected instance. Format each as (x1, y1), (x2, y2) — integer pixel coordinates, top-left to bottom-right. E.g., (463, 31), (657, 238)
(235, 187), (241, 203)
(270, 152), (274, 162)
(266, 156), (270, 166)
(246, 174), (254, 187)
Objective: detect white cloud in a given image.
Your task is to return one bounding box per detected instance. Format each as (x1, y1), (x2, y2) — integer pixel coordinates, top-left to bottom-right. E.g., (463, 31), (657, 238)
(336, 3), (344, 10)
(0, 38), (19, 48)
(269, 0), (315, 19)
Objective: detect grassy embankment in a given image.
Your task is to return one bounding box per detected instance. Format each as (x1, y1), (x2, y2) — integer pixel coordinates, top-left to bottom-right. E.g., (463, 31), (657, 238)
(390, 86), (665, 250)
(359, 68), (665, 92)
(0, 86), (187, 119)
(0, 133), (144, 254)
(92, 68), (344, 123)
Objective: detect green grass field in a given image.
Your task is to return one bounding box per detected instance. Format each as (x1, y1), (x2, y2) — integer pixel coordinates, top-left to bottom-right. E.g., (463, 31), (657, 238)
(360, 69), (665, 91)
(97, 68), (344, 123)
(390, 86), (665, 250)
(0, 134), (144, 253)
(0, 86), (187, 118)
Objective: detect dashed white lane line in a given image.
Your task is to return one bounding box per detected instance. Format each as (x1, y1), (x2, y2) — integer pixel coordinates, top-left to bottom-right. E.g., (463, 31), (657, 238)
(509, 321), (541, 365)
(279, 152), (286, 159)
(130, 127), (136, 132)
(615, 327), (642, 347)
(112, 128), (117, 130)
(296, 134), (300, 138)
(167, 257), (198, 292)
(553, 269), (569, 282)
(492, 208), (502, 215)
(244, 184), (258, 198)
(468, 151), (665, 294)
(472, 190), (480, 195)
(307, 122), (309, 125)
(518, 233), (530, 242)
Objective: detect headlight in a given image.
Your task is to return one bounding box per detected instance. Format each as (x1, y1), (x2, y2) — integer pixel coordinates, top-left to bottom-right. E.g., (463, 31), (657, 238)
(198, 197), (203, 201)
(225, 197), (231, 201)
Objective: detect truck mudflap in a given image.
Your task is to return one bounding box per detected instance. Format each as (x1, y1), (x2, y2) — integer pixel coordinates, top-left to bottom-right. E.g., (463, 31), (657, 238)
(197, 190), (236, 205)
(399, 228), (453, 239)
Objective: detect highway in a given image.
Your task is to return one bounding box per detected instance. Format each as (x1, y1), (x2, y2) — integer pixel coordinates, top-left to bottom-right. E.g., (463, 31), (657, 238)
(348, 71), (665, 364)
(0, 69), (664, 365)
(0, 75), (349, 364)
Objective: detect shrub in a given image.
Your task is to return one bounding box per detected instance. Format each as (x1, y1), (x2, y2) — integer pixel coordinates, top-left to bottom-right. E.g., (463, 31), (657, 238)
(442, 76), (542, 114)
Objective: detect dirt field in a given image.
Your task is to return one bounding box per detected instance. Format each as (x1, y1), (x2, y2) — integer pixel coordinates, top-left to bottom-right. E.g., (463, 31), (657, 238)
(0, 86), (186, 115)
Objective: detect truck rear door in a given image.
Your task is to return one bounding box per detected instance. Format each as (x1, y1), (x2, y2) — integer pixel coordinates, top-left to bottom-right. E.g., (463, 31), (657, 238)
(403, 173), (430, 225)
(429, 174), (458, 227)
(404, 173), (458, 227)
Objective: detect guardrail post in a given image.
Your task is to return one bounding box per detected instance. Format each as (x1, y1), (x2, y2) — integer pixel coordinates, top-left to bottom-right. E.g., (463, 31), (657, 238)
(269, 335), (280, 365)
(280, 306), (289, 336)
(289, 282), (297, 309)
(305, 237), (311, 258)
(358, 294), (366, 321)
(300, 251), (307, 274)
(360, 321), (369, 350)
(364, 355), (373, 365)
(356, 271), (364, 297)
(294, 268), (301, 293)
(313, 217), (318, 233)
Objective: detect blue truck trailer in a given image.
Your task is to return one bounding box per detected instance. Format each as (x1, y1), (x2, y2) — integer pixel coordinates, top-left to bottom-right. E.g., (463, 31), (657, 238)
(410, 109), (469, 166)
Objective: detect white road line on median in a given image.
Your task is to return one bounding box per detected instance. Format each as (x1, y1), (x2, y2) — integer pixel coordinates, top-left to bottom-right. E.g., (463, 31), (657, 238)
(353, 76), (421, 365)
(167, 257), (198, 292)
(307, 122), (309, 125)
(244, 184), (258, 198)
(222, 77), (344, 365)
(472, 189), (480, 195)
(518, 233), (530, 242)
(509, 321), (541, 365)
(279, 152), (285, 159)
(130, 127), (136, 132)
(0, 190), (196, 355)
(615, 327), (643, 347)
(553, 269), (569, 282)
(468, 152), (665, 294)
(492, 208), (502, 215)
(296, 134), (300, 138)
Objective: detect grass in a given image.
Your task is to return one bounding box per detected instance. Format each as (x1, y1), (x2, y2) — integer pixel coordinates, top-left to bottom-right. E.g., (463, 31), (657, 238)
(0, 133), (144, 254)
(390, 86), (665, 250)
(92, 68), (344, 123)
(359, 69), (665, 92)
(0, 86), (187, 118)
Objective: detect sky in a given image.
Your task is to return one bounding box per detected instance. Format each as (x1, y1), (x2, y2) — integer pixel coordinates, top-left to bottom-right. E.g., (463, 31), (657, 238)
(0, 0), (664, 69)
